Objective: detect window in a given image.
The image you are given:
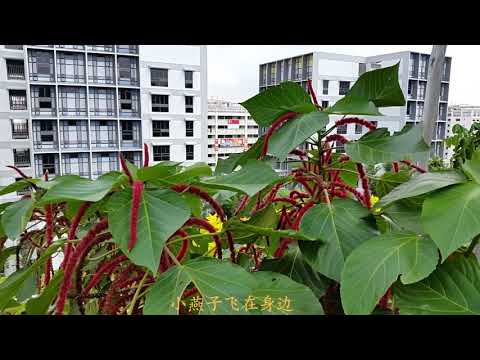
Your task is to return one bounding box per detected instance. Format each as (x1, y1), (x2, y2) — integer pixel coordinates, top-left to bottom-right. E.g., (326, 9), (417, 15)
(337, 123), (347, 134)
(11, 119), (29, 139)
(153, 145), (170, 161)
(6, 60), (25, 80)
(9, 90), (27, 110)
(116, 45), (138, 54)
(62, 153), (89, 177)
(335, 141), (345, 153)
(151, 68), (168, 87)
(13, 149), (30, 167)
(358, 63), (366, 76)
(59, 87), (87, 116)
(60, 120), (88, 149)
(355, 124), (362, 134)
(418, 82), (426, 100)
(185, 71), (193, 88)
(321, 100), (329, 109)
(56, 52), (85, 83)
(186, 120), (194, 137)
(152, 120), (169, 137)
(323, 80), (329, 95)
(121, 121), (133, 141)
(185, 96), (194, 113)
(89, 88), (116, 116)
(120, 89), (132, 110)
(40, 122), (54, 142)
(152, 95), (169, 112)
(28, 50), (54, 81)
(117, 56), (139, 86)
(88, 54), (115, 84)
(339, 81), (350, 95)
(186, 145), (194, 160)
(40, 154), (57, 175)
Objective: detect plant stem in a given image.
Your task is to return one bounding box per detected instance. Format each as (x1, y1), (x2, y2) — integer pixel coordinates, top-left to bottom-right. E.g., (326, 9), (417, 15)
(466, 235), (480, 256)
(86, 248), (118, 261)
(126, 270), (150, 315)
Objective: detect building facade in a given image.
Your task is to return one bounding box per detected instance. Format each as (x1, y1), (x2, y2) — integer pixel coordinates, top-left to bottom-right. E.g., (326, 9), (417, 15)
(446, 104), (480, 160)
(0, 45), (207, 205)
(207, 99), (258, 168)
(259, 51), (452, 173)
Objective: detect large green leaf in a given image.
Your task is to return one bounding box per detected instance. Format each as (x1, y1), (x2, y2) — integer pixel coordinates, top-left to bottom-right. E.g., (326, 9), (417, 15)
(0, 241), (63, 310)
(144, 257), (257, 315)
(461, 149), (480, 184)
(422, 183), (480, 261)
(163, 163), (212, 183)
(197, 160), (280, 197)
(394, 255), (480, 315)
(227, 220), (316, 242)
(299, 198), (378, 281)
(345, 125), (430, 165)
(38, 172), (123, 204)
(1, 197), (35, 240)
(328, 63), (405, 116)
(0, 246), (18, 270)
(107, 188), (191, 273)
(267, 112), (329, 161)
(214, 154), (242, 175)
(250, 271), (324, 315)
(260, 246), (329, 299)
(25, 270), (64, 315)
(0, 179), (37, 196)
(240, 82), (316, 127)
(340, 232), (438, 315)
(137, 162), (179, 182)
(382, 198), (424, 234)
(377, 171), (466, 208)
(144, 257), (323, 315)
(372, 170), (411, 198)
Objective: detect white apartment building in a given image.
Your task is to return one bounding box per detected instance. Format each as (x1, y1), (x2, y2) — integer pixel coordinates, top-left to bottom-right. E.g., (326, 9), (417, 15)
(0, 45), (207, 206)
(259, 51), (452, 173)
(207, 99), (258, 168)
(446, 104), (480, 160)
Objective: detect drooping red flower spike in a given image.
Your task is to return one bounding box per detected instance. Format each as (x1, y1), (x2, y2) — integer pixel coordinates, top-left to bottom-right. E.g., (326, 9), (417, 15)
(307, 79), (319, 107)
(143, 143), (150, 168)
(43, 170), (54, 286)
(119, 153), (133, 185)
(61, 202), (91, 270)
(335, 117), (377, 132)
(128, 180), (144, 252)
(171, 184), (226, 222)
(392, 162), (400, 173)
(401, 160), (427, 173)
(325, 134), (349, 144)
(184, 217), (223, 259)
(82, 255), (128, 297)
(261, 111), (298, 157)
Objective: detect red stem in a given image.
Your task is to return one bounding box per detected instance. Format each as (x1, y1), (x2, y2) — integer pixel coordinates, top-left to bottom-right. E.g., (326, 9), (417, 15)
(356, 163), (372, 209)
(184, 218), (223, 259)
(261, 112), (298, 157)
(400, 160), (426, 173)
(392, 162), (399, 173)
(332, 181), (365, 204)
(271, 197), (299, 207)
(171, 184), (225, 222)
(128, 181), (144, 252)
(6, 165), (30, 180)
(143, 143), (150, 168)
(233, 195), (249, 216)
(119, 153), (134, 185)
(81, 255), (128, 297)
(307, 79), (319, 107)
(335, 117), (377, 131)
(325, 134), (349, 144)
(61, 202), (91, 270)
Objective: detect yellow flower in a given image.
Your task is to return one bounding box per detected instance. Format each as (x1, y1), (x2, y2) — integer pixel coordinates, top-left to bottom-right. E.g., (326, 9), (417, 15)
(199, 213), (223, 257)
(370, 195), (380, 207)
(240, 216), (250, 222)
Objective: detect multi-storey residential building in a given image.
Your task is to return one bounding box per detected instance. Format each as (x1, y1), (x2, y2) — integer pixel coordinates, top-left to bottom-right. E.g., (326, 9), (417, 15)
(0, 45), (207, 276)
(259, 51), (452, 174)
(207, 98), (258, 168)
(446, 104), (480, 160)
(0, 45), (207, 204)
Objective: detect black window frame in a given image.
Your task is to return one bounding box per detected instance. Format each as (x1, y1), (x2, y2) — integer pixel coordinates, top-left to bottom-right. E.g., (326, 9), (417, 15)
(186, 144), (194, 160)
(153, 145), (170, 161)
(185, 120), (194, 137)
(151, 68), (168, 87)
(152, 120), (169, 137)
(185, 70), (193, 88)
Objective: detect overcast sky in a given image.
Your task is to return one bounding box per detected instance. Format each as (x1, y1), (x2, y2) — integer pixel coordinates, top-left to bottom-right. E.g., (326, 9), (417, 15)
(207, 45), (476, 105)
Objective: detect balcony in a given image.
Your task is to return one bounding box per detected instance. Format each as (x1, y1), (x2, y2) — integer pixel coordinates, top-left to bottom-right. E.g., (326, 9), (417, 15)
(13, 149), (31, 168)
(119, 89), (140, 117)
(30, 86), (56, 117)
(116, 45), (138, 54)
(32, 120), (58, 151)
(87, 45), (114, 52)
(88, 54), (115, 85)
(60, 120), (89, 150)
(6, 60), (25, 80)
(89, 88), (116, 117)
(58, 87), (87, 117)
(9, 90), (27, 110)
(11, 119), (29, 139)
(56, 45), (84, 50)
(122, 151), (142, 167)
(34, 154), (59, 178)
(90, 120), (118, 149)
(28, 50), (55, 82)
(62, 153), (90, 177)
(120, 121), (141, 149)
(91, 152), (118, 178)
(56, 52), (86, 84)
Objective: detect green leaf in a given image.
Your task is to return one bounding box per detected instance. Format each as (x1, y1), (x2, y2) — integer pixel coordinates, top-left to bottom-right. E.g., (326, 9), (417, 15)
(382, 198), (425, 234)
(16, 272), (37, 302)
(372, 170), (411, 198)
(340, 232), (438, 315)
(0, 246), (18, 270)
(250, 271), (324, 315)
(345, 125), (430, 165)
(377, 171), (466, 208)
(137, 162), (179, 182)
(260, 246), (329, 299)
(330, 155), (358, 187)
(299, 198), (379, 281)
(214, 154), (242, 175)
(38, 172), (123, 204)
(461, 149), (480, 183)
(163, 163), (212, 183)
(328, 63), (405, 116)
(197, 160), (280, 197)
(227, 204), (278, 244)
(227, 220), (316, 242)
(0, 179), (36, 196)
(107, 188), (191, 273)
(394, 255), (480, 315)
(182, 192), (203, 218)
(25, 270), (64, 315)
(422, 183), (480, 261)
(240, 82), (316, 127)
(267, 112), (329, 161)
(0, 241), (63, 310)
(144, 257), (257, 315)
(1, 197), (35, 240)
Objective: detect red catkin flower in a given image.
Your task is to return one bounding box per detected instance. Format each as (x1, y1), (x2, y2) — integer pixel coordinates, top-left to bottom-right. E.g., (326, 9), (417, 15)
(55, 218), (109, 315)
(401, 160), (426, 173)
(378, 287), (393, 310)
(356, 163), (372, 209)
(183, 287), (199, 299)
(119, 153), (133, 184)
(261, 111), (298, 157)
(292, 200), (316, 231)
(289, 190), (309, 200)
(233, 195), (249, 216)
(166, 229), (189, 263)
(81, 255), (128, 297)
(325, 134), (349, 144)
(171, 184), (226, 222)
(128, 181), (144, 252)
(61, 202), (91, 270)
(43, 171), (54, 286)
(289, 148), (307, 160)
(338, 155), (350, 163)
(392, 162), (400, 173)
(226, 231), (236, 263)
(307, 79), (319, 107)
(335, 117), (377, 131)
(143, 143), (150, 168)
(184, 218), (223, 259)
(271, 197), (299, 207)
(332, 181), (365, 204)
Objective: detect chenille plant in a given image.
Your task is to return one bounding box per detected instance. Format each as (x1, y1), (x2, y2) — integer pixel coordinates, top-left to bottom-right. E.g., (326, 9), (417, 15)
(0, 63), (479, 315)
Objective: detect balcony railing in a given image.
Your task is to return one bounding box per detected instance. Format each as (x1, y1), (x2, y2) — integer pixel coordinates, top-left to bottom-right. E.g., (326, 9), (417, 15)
(11, 120), (29, 139)
(57, 45), (84, 50)
(7, 61), (25, 80)
(13, 150), (31, 167)
(5, 45), (23, 50)
(116, 45), (138, 54)
(87, 45), (114, 52)
(9, 93), (27, 110)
